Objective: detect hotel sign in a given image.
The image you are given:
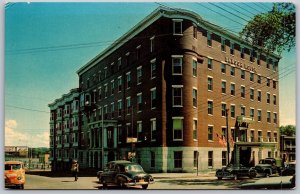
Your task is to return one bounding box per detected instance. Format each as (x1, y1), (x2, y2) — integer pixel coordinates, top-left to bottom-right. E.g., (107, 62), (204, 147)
(225, 57), (256, 73)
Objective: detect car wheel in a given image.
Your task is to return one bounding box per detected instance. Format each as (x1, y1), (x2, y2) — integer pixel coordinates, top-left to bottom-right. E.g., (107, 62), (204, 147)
(20, 184), (24, 190)
(101, 178), (108, 189)
(249, 171), (256, 179)
(217, 177), (222, 180)
(118, 180), (126, 189)
(142, 184), (148, 189)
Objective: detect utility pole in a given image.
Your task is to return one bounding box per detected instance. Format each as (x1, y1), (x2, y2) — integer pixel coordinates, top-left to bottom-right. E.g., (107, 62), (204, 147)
(226, 109), (230, 165)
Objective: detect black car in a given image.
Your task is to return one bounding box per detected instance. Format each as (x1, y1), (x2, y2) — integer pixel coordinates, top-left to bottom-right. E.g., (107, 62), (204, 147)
(240, 175), (295, 189)
(216, 164), (257, 180)
(281, 162), (296, 176)
(96, 160), (154, 189)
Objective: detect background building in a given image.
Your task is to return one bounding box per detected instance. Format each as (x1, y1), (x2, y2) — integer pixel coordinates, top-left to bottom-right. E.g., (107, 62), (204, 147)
(49, 7), (280, 173)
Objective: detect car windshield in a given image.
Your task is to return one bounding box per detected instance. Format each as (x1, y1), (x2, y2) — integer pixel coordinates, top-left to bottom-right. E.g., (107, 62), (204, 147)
(5, 164), (22, 170)
(125, 164), (144, 172)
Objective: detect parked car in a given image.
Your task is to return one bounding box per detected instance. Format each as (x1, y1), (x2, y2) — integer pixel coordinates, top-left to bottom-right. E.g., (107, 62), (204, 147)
(97, 160), (154, 189)
(5, 161), (26, 189)
(254, 164), (277, 177)
(240, 175), (295, 189)
(281, 161), (296, 176)
(216, 164), (257, 180)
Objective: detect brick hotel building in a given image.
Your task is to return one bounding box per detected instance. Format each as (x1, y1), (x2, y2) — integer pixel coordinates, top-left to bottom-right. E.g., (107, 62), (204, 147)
(49, 7), (280, 173)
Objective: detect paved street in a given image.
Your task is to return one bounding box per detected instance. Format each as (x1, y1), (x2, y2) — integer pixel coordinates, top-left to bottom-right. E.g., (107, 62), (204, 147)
(5, 170), (268, 190)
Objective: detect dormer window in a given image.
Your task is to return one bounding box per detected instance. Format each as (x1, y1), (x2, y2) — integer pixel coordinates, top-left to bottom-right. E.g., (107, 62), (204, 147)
(173, 19), (183, 35)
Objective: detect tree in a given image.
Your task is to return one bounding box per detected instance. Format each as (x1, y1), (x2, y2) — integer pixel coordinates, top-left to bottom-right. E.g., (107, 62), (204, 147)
(240, 3), (295, 55)
(279, 125), (296, 136)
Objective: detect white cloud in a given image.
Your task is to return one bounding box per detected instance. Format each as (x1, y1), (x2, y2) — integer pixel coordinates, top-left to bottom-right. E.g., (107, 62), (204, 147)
(5, 120), (49, 148)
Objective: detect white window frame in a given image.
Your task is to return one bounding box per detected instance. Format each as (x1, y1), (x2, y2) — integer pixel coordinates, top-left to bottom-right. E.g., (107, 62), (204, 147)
(172, 85), (183, 107)
(172, 55), (183, 75)
(172, 117), (184, 141)
(150, 118), (156, 141)
(173, 19), (183, 35)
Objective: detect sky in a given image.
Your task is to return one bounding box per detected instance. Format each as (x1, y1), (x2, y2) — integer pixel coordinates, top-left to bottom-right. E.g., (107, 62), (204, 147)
(2, 0), (298, 148)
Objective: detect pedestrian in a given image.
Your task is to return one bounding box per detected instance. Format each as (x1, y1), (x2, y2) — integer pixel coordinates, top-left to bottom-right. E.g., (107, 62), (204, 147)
(71, 160), (79, 181)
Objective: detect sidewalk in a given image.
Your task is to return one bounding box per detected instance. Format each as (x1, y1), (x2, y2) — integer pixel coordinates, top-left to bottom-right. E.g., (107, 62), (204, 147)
(151, 172), (216, 179)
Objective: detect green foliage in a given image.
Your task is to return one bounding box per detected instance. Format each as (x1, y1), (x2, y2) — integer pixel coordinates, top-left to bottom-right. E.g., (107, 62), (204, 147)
(279, 125), (296, 136)
(240, 3), (295, 55)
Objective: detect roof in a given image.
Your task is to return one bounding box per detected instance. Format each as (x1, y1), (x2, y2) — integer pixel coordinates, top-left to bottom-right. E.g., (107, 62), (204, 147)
(77, 6), (281, 76)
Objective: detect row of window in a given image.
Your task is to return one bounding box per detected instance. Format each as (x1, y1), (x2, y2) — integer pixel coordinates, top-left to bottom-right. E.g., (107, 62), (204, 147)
(207, 58), (277, 89)
(208, 101), (278, 124)
(173, 19), (278, 70)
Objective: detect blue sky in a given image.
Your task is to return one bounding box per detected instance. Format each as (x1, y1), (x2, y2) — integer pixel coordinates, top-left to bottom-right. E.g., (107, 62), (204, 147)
(3, 1), (297, 147)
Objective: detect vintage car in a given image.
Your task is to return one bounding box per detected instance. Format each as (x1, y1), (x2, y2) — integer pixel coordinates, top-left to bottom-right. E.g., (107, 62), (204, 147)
(281, 161), (296, 176)
(5, 161), (26, 189)
(254, 163), (277, 177)
(240, 175), (295, 189)
(97, 160), (154, 189)
(216, 164), (257, 180)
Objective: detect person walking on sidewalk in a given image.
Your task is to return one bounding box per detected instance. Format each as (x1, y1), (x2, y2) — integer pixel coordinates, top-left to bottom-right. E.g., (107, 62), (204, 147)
(71, 160), (79, 181)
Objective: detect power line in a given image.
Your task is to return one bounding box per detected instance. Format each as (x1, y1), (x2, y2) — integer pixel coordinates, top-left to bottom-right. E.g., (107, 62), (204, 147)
(220, 3), (253, 20)
(5, 104), (50, 113)
(242, 2), (264, 13)
(231, 3), (257, 17)
(254, 2), (271, 12)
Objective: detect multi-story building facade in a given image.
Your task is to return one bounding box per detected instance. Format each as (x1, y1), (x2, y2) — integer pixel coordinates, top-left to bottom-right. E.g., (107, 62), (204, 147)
(49, 7), (281, 173)
(280, 135), (296, 163)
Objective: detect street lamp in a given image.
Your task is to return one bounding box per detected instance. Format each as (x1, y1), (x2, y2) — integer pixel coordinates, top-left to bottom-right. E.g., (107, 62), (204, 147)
(225, 109), (230, 165)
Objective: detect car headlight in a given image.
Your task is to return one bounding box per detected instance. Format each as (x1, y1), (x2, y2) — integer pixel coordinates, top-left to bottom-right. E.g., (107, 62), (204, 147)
(17, 176), (22, 180)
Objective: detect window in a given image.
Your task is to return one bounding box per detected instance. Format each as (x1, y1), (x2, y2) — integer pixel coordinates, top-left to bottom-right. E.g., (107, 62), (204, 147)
(208, 100), (213, 115)
(208, 151), (213, 168)
(126, 72), (131, 89)
(267, 59), (271, 69)
(104, 84), (108, 98)
(273, 80), (277, 89)
(150, 36), (155, 53)
(230, 66), (235, 76)
(273, 113), (277, 124)
(172, 56), (183, 75)
(221, 103), (226, 117)
(250, 108), (254, 118)
(257, 54), (261, 65)
(151, 59), (156, 79)
(208, 125), (213, 141)
(137, 93), (142, 112)
(258, 131), (262, 142)
(137, 66), (142, 84)
(118, 100), (122, 117)
(172, 86), (183, 107)
(117, 58), (122, 70)
(221, 38), (226, 52)
(221, 63), (226, 74)
(258, 110), (262, 121)
(257, 75), (261, 84)
(241, 106), (246, 116)
(241, 69), (245, 79)
(104, 67), (108, 79)
(267, 78), (270, 87)
(151, 87), (156, 109)
(250, 72), (254, 82)
(222, 151), (227, 166)
(273, 95), (277, 105)
(250, 88), (254, 100)
(126, 123), (132, 139)
(221, 81), (226, 94)
(267, 132), (271, 142)
(111, 80), (115, 95)
(230, 42), (234, 55)
(118, 76), (122, 92)
(241, 86), (245, 98)
(173, 19), (183, 35)
(111, 102), (115, 118)
(208, 58), (213, 69)
(137, 121), (142, 142)
(240, 47), (244, 59)
(193, 119), (198, 140)
(150, 151), (155, 168)
(273, 61), (278, 71)
(193, 25), (197, 39)
(207, 32), (212, 46)
(267, 93), (270, 104)
(136, 45), (141, 60)
(267, 111), (271, 123)
(104, 105), (108, 119)
(230, 83), (235, 96)
(230, 105), (235, 118)
(208, 77), (213, 91)
(151, 118), (156, 141)
(110, 62), (115, 74)
(125, 52), (130, 66)
(250, 50), (254, 62)
(274, 132), (278, 142)
(126, 97), (131, 115)
(250, 130), (255, 142)
(258, 90), (262, 102)
(174, 151), (183, 168)
(192, 88), (197, 107)
(192, 59), (197, 77)
(173, 117), (183, 140)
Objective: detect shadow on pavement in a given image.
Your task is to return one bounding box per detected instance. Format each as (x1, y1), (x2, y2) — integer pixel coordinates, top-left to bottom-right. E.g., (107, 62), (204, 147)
(26, 169), (97, 178)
